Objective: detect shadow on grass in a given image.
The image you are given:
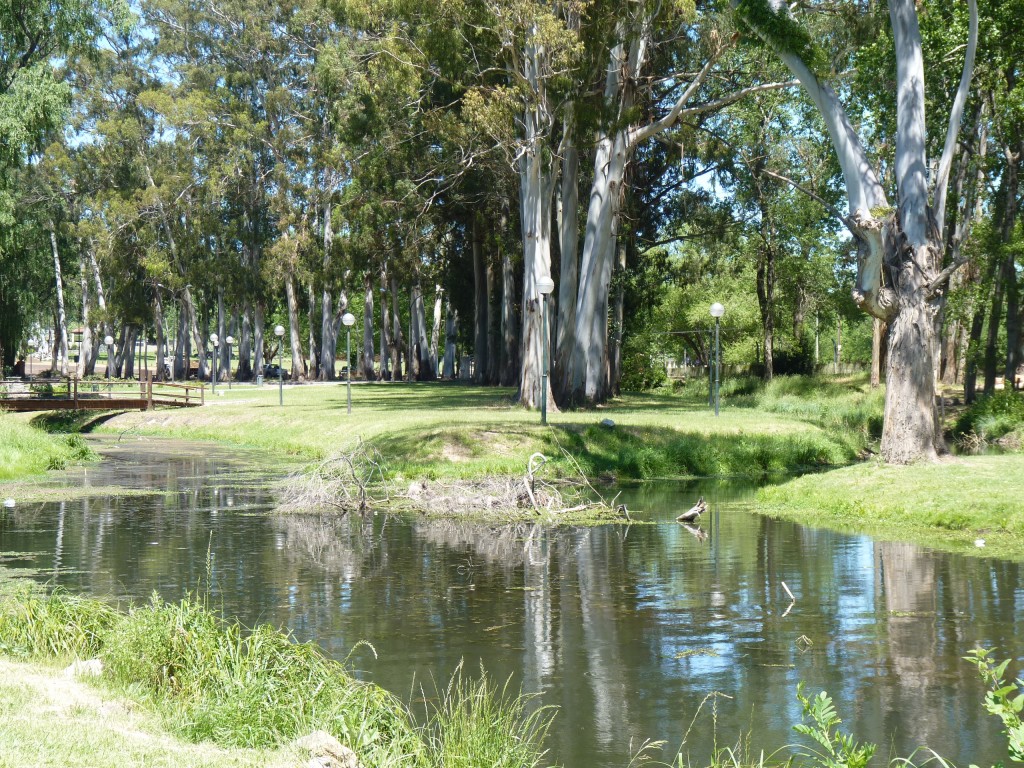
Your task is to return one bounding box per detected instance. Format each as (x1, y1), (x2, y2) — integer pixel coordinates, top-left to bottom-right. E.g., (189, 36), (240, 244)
(366, 419), (864, 481)
(29, 410), (126, 434)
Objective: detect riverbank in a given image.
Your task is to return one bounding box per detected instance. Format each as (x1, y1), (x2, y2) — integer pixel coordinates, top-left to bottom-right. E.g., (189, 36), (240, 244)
(0, 588), (552, 768)
(5, 378), (1023, 556)
(758, 454), (1024, 561)
(0, 417), (95, 481)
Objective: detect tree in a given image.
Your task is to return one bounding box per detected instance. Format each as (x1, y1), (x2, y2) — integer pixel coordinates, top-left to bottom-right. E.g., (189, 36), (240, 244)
(735, 0), (979, 463)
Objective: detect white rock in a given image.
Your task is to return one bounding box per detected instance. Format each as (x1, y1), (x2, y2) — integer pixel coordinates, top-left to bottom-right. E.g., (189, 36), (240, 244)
(974, 539), (986, 548)
(294, 731), (361, 768)
(600, 418), (615, 428)
(64, 658), (104, 678)
(2, 498), (14, 508)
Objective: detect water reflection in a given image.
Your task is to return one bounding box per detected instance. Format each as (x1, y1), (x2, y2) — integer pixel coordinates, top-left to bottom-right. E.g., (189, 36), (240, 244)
(0, 440), (1020, 768)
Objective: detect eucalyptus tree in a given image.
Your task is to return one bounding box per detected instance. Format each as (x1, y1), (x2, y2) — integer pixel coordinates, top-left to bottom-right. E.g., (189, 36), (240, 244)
(0, 0), (128, 366)
(556, 1), (797, 406)
(734, 0), (980, 463)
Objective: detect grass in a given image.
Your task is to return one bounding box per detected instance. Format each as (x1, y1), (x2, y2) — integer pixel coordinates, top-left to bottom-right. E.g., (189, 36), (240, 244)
(0, 587), (553, 768)
(0, 417), (96, 480)
(72, 379), (869, 482)
(757, 454), (1024, 560)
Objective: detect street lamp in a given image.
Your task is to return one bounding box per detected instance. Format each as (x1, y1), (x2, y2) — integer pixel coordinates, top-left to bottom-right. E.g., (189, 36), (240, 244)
(537, 276), (555, 425)
(274, 324), (285, 405)
(210, 333), (219, 394)
(225, 335), (234, 389)
(710, 302), (725, 417)
(342, 312), (355, 415)
(104, 334), (114, 381)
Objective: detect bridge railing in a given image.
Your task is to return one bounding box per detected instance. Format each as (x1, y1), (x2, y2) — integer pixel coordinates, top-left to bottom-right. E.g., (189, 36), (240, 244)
(0, 374), (206, 409)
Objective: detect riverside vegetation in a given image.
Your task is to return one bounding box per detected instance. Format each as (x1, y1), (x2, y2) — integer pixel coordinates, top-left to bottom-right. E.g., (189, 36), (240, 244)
(0, 584), (1021, 768)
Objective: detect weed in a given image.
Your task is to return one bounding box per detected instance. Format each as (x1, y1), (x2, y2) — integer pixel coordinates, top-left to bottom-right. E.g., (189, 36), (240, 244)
(964, 648), (1024, 762)
(792, 684), (875, 768)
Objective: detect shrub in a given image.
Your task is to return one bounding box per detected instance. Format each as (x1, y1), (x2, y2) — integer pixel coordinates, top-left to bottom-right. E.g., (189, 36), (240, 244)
(953, 390), (1024, 443)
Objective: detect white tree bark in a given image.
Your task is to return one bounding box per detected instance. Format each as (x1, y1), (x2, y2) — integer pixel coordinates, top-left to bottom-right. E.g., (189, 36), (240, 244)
(48, 227), (69, 377)
(362, 273), (377, 380)
(739, 0), (979, 462)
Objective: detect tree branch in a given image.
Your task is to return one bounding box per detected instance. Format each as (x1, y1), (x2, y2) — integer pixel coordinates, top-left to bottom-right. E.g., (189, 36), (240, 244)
(933, 0), (978, 237)
(759, 168), (853, 231)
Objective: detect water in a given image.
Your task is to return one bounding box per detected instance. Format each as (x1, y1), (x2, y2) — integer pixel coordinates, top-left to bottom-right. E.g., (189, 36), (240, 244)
(1, 438), (1020, 767)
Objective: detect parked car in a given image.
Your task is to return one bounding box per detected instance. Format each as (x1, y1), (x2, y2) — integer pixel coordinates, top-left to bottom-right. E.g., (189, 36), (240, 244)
(263, 363), (288, 378)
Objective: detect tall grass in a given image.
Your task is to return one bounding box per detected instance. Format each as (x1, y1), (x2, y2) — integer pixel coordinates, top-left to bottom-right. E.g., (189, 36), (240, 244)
(422, 662), (555, 768)
(953, 390), (1024, 446)
(750, 375), (884, 444)
(0, 417), (95, 479)
(0, 589), (550, 768)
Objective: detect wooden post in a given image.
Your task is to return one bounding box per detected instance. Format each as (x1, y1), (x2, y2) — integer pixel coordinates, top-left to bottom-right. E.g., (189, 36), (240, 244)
(185, 385), (190, 407)
(147, 372), (154, 410)
(72, 377), (78, 408)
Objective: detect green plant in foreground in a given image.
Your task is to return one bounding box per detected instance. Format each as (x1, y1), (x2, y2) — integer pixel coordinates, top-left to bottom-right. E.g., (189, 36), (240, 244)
(793, 684), (876, 768)
(422, 661), (555, 768)
(964, 649), (1024, 764)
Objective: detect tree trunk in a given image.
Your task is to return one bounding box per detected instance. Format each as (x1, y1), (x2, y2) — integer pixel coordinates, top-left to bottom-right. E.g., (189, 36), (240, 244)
(391, 275), (406, 382)
(362, 273), (377, 380)
(486, 260), (499, 385)
(871, 318), (885, 388)
(431, 285), (443, 376)
(48, 226), (69, 377)
(238, 306), (253, 381)
(610, 239), (627, 395)
(320, 199), (337, 381)
(516, 26), (556, 409)
(380, 272), (392, 381)
(443, 299), (457, 378)
(307, 284), (319, 380)
(500, 225), (519, 387)
(555, 115), (579, 389)
(253, 303), (265, 383)
(77, 254), (92, 378)
(756, 240), (776, 381)
(182, 285), (207, 381)
(154, 291), (166, 381)
(411, 281), (434, 380)
(472, 215), (489, 383)
(1000, 143), (1021, 385)
(285, 273), (305, 380)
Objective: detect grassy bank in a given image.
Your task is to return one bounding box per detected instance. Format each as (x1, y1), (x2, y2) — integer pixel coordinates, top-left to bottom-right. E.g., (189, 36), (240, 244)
(0, 417), (95, 481)
(77, 378), (872, 482)
(758, 454), (1024, 560)
(0, 588), (551, 768)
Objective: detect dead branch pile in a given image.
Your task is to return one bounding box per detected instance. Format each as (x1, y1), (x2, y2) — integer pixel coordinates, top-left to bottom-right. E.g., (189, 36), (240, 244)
(276, 442), (389, 514)
(277, 446), (621, 521)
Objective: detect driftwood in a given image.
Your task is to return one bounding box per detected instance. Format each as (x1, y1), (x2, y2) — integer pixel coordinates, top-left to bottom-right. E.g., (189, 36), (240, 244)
(676, 496), (707, 523)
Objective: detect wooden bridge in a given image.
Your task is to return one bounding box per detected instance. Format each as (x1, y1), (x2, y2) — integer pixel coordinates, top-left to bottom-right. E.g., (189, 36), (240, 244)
(0, 375), (206, 413)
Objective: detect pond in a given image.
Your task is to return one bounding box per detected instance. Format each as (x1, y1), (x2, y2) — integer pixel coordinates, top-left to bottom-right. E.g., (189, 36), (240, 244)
(0, 438), (1020, 768)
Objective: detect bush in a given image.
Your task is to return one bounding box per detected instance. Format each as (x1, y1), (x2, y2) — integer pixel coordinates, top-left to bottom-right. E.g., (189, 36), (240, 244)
(954, 390), (1024, 443)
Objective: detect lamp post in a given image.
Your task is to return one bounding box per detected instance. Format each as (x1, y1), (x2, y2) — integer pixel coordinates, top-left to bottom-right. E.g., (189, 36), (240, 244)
(210, 333), (219, 394)
(274, 325), (285, 405)
(104, 334), (114, 381)
(225, 335), (234, 389)
(537, 277), (555, 425)
(342, 312), (355, 415)
(710, 302), (725, 417)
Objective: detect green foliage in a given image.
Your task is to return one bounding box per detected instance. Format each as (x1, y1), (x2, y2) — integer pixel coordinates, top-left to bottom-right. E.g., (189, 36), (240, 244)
(954, 391), (1024, 444)
(0, 586), (116, 659)
(963, 649), (1024, 763)
(734, 0), (828, 73)
(793, 684), (876, 768)
(422, 662), (554, 768)
(0, 587), (556, 768)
